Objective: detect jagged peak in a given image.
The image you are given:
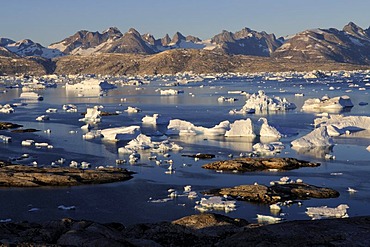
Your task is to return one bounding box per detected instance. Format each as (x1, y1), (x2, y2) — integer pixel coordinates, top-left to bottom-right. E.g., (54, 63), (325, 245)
(0, 38), (15, 47)
(103, 27), (121, 34)
(127, 28), (141, 37)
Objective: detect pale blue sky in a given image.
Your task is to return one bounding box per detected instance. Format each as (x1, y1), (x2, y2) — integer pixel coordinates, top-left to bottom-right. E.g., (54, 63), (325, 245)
(1, 0), (369, 46)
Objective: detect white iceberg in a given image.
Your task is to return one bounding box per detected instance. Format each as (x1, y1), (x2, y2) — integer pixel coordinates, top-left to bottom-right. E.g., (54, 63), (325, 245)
(36, 115), (49, 121)
(194, 196), (236, 213)
(291, 126), (334, 148)
(258, 117), (282, 138)
(302, 95), (353, 113)
(101, 126), (141, 142)
(225, 119), (255, 137)
(19, 92), (43, 101)
(65, 78), (116, 90)
(142, 114), (171, 125)
(63, 104), (78, 112)
(257, 214), (283, 224)
(230, 90), (296, 114)
(0, 135), (11, 143)
(166, 119), (230, 136)
(118, 134), (183, 153)
(306, 204), (349, 219)
(124, 106), (141, 113)
(79, 106), (101, 123)
(314, 115), (370, 136)
(0, 104), (14, 114)
(160, 89), (184, 95)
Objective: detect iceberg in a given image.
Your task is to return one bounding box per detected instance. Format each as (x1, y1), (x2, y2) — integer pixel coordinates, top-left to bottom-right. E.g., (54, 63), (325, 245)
(124, 106), (141, 113)
(79, 106), (101, 123)
(0, 104), (14, 114)
(302, 95), (353, 113)
(101, 126), (141, 142)
(19, 92), (43, 101)
(258, 117), (282, 138)
(291, 126), (334, 148)
(194, 196), (236, 213)
(314, 115), (370, 136)
(306, 204), (349, 219)
(142, 114), (171, 125)
(160, 89), (184, 95)
(225, 119), (255, 137)
(65, 78), (116, 90)
(230, 90), (296, 114)
(166, 119), (230, 136)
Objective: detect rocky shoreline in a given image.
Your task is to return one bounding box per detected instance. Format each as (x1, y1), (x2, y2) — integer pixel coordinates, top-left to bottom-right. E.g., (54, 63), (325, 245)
(1, 213), (369, 246)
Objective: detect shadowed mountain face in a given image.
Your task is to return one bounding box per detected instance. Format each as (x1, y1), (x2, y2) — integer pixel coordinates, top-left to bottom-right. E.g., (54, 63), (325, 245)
(272, 22), (370, 64)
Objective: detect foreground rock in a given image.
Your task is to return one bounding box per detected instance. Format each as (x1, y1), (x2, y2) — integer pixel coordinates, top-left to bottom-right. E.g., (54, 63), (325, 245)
(0, 122), (23, 130)
(202, 157), (320, 172)
(0, 164), (134, 187)
(1, 214), (369, 246)
(205, 182), (339, 204)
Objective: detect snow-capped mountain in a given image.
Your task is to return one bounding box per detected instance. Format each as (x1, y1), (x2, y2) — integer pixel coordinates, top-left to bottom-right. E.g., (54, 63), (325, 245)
(272, 22), (370, 64)
(4, 39), (64, 59)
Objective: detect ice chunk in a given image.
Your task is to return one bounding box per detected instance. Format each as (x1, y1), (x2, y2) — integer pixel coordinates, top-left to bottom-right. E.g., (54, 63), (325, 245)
(22, 140), (35, 146)
(257, 214), (283, 224)
(306, 204), (349, 219)
(291, 126), (334, 148)
(79, 106), (101, 123)
(167, 119), (230, 136)
(225, 119), (255, 137)
(65, 78), (116, 90)
(101, 126), (140, 142)
(231, 90), (296, 114)
(195, 196), (236, 212)
(0, 104), (15, 114)
(259, 117), (282, 138)
(314, 115), (370, 137)
(124, 106), (141, 113)
(46, 108), (57, 113)
(63, 104), (77, 112)
(302, 95), (353, 113)
(160, 89), (184, 95)
(142, 114), (171, 125)
(0, 135), (11, 143)
(58, 205), (76, 210)
(36, 115), (49, 121)
(19, 92), (43, 100)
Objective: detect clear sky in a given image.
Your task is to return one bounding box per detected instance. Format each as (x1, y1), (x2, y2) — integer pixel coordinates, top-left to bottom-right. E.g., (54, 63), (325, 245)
(1, 0), (370, 46)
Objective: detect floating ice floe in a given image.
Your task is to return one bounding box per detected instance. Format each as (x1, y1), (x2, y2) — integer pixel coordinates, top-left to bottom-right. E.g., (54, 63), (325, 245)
(46, 108), (57, 113)
(65, 78), (116, 90)
(0, 135), (11, 143)
(194, 196), (236, 213)
(19, 92), (43, 101)
(124, 106), (141, 113)
(291, 126), (334, 148)
(142, 114), (171, 125)
(83, 130), (102, 140)
(218, 96), (238, 102)
(314, 115), (370, 137)
(80, 123), (92, 130)
(306, 204), (349, 220)
(79, 106), (101, 123)
(36, 115), (49, 121)
(118, 134), (183, 154)
(166, 119), (230, 136)
(101, 126), (140, 142)
(225, 119), (255, 137)
(367, 145), (370, 152)
(229, 90), (296, 114)
(58, 205), (76, 210)
(256, 214), (283, 224)
(302, 95), (353, 113)
(63, 104), (78, 112)
(0, 104), (15, 114)
(22, 140), (35, 146)
(160, 89), (184, 95)
(347, 187), (358, 193)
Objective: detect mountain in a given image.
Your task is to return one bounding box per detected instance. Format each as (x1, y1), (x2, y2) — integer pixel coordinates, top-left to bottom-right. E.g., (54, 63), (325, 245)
(210, 27), (283, 56)
(0, 46), (17, 57)
(272, 22), (370, 64)
(4, 39), (64, 59)
(0, 38), (15, 47)
(49, 27), (123, 55)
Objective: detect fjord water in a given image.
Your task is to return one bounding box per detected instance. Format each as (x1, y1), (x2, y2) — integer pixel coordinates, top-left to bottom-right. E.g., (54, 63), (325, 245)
(0, 76), (369, 225)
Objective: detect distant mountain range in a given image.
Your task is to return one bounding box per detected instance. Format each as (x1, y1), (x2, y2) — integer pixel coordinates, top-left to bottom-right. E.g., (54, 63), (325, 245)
(1, 22), (370, 75)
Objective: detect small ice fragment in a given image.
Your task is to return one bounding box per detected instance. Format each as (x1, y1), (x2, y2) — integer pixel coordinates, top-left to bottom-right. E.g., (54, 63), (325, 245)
(257, 214), (283, 224)
(184, 185), (192, 192)
(347, 187), (358, 193)
(188, 191), (198, 199)
(28, 208), (40, 212)
(58, 205), (76, 210)
(306, 204), (349, 219)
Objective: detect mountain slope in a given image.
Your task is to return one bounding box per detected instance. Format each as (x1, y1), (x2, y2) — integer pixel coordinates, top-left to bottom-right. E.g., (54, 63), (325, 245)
(5, 39), (64, 59)
(272, 22), (370, 64)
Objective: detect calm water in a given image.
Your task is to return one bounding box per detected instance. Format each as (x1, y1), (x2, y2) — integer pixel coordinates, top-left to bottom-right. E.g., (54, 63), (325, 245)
(0, 75), (369, 225)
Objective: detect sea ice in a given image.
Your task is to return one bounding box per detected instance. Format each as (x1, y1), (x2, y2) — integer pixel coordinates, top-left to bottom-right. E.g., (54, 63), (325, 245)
(306, 204), (349, 219)
(302, 95), (353, 113)
(101, 126), (141, 142)
(0, 135), (11, 143)
(79, 106), (101, 123)
(124, 106), (141, 113)
(258, 117), (282, 138)
(195, 196), (236, 213)
(65, 78), (116, 90)
(225, 119), (255, 137)
(166, 119), (230, 136)
(36, 115), (49, 121)
(63, 104), (77, 112)
(291, 126), (334, 148)
(19, 92), (43, 101)
(230, 90), (296, 114)
(0, 104), (15, 114)
(256, 214), (283, 224)
(142, 114), (171, 125)
(314, 115), (370, 137)
(160, 89), (184, 95)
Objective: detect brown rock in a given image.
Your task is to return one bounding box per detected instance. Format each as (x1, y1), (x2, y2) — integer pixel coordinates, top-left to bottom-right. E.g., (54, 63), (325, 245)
(0, 164), (134, 187)
(0, 122), (23, 130)
(202, 157), (320, 172)
(206, 182), (339, 204)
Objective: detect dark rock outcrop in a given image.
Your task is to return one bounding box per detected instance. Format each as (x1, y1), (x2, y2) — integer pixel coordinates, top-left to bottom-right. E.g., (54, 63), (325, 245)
(0, 164), (134, 187)
(205, 182), (339, 204)
(0, 122), (23, 130)
(202, 157), (320, 172)
(0, 214), (370, 246)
